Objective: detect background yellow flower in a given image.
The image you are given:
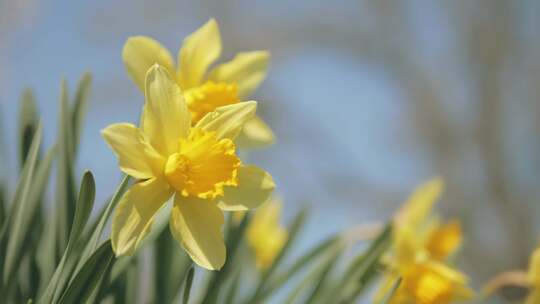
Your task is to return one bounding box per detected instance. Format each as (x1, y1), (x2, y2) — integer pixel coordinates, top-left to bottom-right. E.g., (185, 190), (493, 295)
(246, 198), (288, 270)
(375, 179), (474, 304)
(122, 19), (274, 149)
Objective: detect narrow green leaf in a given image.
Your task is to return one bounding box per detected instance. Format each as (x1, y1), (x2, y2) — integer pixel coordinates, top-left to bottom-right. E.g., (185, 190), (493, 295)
(334, 224), (392, 303)
(224, 269), (241, 304)
(18, 88), (39, 168)
(3, 124), (42, 284)
(0, 184), (6, 234)
(48, 171), (96, 302)
(0, 105), (7, 225)
(35, 209), (59, 295)
(55, 79), (76, 258)
(68, 171), (95, 248)
(284, 247), (342, 304)
(377, 278), (401, 304)
(123, 258), (139, 304)
(154, 227), (191, 304)
(182, 267), (194, 304)
(4, 146), (54, 291)
(24, 147), (56, 298)
(57, 240), (115, 304)
(76, 175), (129, 272)
(250, 234), (343, 304)
(246, 207), (310, 303)
(85, 258), (115, 304)
(99, 257), (137, 304)
(71, 73), (92, 156)
(303, 247), (343, 304)
(38, 173), (94, 302)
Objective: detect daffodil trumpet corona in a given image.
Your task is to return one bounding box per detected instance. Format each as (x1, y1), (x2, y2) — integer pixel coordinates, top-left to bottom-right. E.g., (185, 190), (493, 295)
(122, 19), (274, 149)
(102, 65), (275, 270)
(374, 178), (474, 304)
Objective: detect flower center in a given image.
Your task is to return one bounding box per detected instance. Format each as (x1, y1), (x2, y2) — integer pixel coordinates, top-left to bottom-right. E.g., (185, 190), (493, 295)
(404, 266), (454, 304)
(184, 81), (240, 123)
(164, 128), (241, 199)
(426, 221), (462, 260)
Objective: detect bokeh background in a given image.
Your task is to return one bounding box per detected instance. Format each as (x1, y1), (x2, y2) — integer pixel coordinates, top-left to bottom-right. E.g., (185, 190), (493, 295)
(2, 0), (540, 302)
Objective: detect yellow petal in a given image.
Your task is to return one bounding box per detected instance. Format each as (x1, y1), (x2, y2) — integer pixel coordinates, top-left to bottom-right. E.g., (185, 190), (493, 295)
(396, 178), (444, 229)
(101, 123), (165, 179)
(178, 19), (222, 89)
(218, 165), (275, 211)
(208, 51), (270, 99)
(122, 36), (175, 91)
(143, 65), (191, 155)
(426, 220), (462, 260)
(235, 116), (275, 149)
(529, 247), (540, 285)
(112, 178), (173, 256)
(170, 195), (226, 270)
(195, 101), (257, 140)
(403, 261), (473, 304)
(251, 198), (282, 226)
(423, 260), (471, 288)
(394, 226), (422, 267)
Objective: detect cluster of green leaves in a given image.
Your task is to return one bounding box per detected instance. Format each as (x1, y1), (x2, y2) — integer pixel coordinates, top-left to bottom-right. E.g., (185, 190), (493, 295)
(0, 75), (397, 303)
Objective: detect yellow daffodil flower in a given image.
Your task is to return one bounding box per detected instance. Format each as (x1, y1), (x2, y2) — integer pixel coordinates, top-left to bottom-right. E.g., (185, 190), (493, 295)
(102, 64), (275, 270)
(525, 246), (540, 303)
(122, 19), (274, 149)
(246, 198), (288, 269)
(483, 243), (540, 303)
(484, 243), (540, 303)
(375, 178), (474, 304)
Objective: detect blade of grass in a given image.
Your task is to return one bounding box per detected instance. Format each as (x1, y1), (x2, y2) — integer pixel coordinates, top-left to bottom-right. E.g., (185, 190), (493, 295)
(248, 207), (308, 303)
(57, 240), (115, 304)
(50, 171), (96, 302)
(247, 233), (342, 304)
(2, 124), (42, 285)
(0, 105), (6, 224)
(0, 184), (5, 234)
(123, 258), (139, 304)
(284, 246), (342, 304)
(377, 278), (401, 304)
(54, 79), (76, 258)
(303, 247), (343, 304)
(67, 171), (95, 247)
(182, 267), (195, 304)
(154, 227), (191, 304)
(75, 175), (129, 273)
(18, 89), (39, 168)
(0, 124), (42, 295)
(224, 269), (241, 304)
(333, 224), (392, 304)
(71, 73), (92, 156)
(40, 171), (98, 303)
(3, 145), (53, 293)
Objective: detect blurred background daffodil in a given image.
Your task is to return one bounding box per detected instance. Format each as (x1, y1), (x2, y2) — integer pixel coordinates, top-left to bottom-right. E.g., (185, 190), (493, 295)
(122, 19), (274, 149)
(375, 178), (474, 304)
